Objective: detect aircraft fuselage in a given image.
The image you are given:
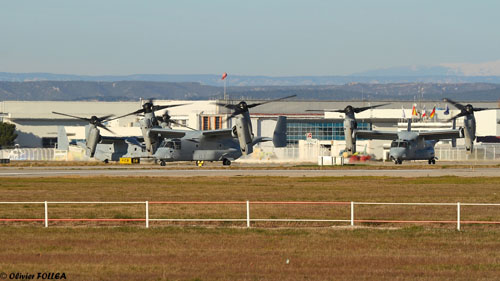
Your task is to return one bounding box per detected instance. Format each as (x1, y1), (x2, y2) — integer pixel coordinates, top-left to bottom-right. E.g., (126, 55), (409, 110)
(389, 132), (437, 164)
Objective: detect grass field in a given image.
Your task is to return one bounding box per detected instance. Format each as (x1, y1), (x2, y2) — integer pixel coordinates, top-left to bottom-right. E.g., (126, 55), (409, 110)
(0, 176), (499, 280)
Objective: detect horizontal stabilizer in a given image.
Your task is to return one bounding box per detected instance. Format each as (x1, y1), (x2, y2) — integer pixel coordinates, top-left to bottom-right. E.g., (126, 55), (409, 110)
(252, 137), (272, 146)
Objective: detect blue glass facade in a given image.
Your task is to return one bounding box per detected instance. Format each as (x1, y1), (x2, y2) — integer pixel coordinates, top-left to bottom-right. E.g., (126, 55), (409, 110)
(286, 119), (371, 146)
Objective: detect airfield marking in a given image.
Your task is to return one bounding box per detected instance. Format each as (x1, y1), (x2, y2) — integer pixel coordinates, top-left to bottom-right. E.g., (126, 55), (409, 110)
(0, 168), (498, 177)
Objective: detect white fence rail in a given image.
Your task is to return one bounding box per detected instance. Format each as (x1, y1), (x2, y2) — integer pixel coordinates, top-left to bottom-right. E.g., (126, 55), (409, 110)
(1, 201), (500, 231)
(435, 145), (500, 161)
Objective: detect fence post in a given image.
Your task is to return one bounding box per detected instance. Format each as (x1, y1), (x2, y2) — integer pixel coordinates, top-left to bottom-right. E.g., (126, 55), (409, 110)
(145, 201), (149, 228)
(350, 201), (354, 226)
(44, 201), (48, 228)
(246, 200), (250, 228)
(457, 202), (461, 231)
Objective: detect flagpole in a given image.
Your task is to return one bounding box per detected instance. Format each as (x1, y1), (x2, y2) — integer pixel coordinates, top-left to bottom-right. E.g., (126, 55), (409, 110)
(224, 78), (227, 100)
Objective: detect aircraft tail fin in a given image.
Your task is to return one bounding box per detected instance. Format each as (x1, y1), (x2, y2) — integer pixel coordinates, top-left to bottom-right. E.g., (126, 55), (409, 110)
(56, 126), (69, 150)
(273, 116), (287, 147)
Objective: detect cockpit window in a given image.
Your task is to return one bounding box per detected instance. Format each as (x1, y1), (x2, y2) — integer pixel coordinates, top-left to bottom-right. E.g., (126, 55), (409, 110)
(391, 141), (408, 148)
(161, 139), (182, 150)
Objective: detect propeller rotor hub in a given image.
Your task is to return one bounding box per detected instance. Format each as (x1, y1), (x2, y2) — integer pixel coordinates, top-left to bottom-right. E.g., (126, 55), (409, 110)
(238, 102), (248, 111)
(90, 116), (99, 125)
(466, 104), (473, 114)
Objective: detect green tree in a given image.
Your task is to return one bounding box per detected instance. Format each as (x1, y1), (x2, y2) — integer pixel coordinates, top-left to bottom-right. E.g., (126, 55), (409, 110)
(0, 122), (17, 147)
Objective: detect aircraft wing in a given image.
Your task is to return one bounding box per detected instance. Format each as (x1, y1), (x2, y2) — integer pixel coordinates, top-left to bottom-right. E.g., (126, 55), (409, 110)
(356, 130), (398, 140)
(99, 136), (144, 146)
(201, 129), (233, 137)
(99, 136), (129, 144)
(418, 130), (461, 141)
(149, 128), (187, 138)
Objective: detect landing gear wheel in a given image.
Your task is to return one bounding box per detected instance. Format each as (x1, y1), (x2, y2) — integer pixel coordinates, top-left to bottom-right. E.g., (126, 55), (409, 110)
(103, 159), (109, 164)
(432, 159), (436, 165)
(394, 159), (402, 165)
(160, 160), (166, 167)
(222, 159), (231, 166)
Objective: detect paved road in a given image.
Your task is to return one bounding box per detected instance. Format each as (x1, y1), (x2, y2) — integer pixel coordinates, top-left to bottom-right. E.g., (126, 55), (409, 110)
(0, 167), (498, 177)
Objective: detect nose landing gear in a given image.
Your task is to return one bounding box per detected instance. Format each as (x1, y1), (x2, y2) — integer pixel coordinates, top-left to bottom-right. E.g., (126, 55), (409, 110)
(391, 157), (403, 165)
(428, 158), (436, 165)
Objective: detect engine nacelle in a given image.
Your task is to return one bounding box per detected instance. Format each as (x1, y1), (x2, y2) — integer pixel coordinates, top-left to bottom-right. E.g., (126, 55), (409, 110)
(234, 116), (253, 155)
(344, 118), (357, 154)
(86, 126), (100, 157)
(463, 117), (476, 154)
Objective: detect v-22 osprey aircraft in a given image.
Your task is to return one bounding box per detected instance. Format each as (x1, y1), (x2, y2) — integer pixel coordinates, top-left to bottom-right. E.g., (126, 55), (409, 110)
(151, 96), (294, 166)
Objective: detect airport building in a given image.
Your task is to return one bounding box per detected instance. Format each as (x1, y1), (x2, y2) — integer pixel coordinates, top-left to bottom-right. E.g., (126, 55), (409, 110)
(1, 99), (499, 160)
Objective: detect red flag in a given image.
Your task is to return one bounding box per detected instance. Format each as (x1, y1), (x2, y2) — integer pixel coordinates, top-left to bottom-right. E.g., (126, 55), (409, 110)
(221, 72), (227, 80)
(429, 107), (436, 119)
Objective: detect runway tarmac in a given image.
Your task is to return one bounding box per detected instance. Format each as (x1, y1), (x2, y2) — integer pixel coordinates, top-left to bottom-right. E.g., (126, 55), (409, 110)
(0, 167), (498, 177)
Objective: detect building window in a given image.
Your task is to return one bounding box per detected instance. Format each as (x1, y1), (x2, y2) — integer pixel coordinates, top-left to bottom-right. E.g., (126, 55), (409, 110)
(215, 117), (221, 129)
(286, 120), (371, 146)
(201, 116), (224, 130)
(42, 137), (58, 148)
(202, 116), (209, 130)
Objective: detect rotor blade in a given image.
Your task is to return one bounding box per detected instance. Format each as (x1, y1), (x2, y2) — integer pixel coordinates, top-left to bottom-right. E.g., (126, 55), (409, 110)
(473, 107), (500, 112)
(247, 95), (297, 108)
(353, 103), (390, 113)
(169, 120), (197, 131)
(96, 123), (115, 134)
(152, 103), (191, 112)
(108, 109), (145, 121)
(447, 111), (467, 121)
(226, 111), (240, 120)
(97, 114), (115, 122)
(443, 98), (466, 111)
(52, 111), (90, 122)
(214, 103), (239, 110)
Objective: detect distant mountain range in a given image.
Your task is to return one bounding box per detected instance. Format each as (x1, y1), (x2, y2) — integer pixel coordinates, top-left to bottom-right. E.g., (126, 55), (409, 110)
(1, 80), (499, 102)
(2, 60), (500, 86)
(1, 61), (500, 102)
(2, 71), (500, 87)
(352, 60), (500, 77)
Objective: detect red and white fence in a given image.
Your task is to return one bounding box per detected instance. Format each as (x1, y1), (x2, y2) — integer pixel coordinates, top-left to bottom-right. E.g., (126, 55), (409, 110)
(1, 201), (500, 231)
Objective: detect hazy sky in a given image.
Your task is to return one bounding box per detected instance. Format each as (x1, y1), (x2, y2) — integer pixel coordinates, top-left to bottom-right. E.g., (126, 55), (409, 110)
(1, 0), (499, 76)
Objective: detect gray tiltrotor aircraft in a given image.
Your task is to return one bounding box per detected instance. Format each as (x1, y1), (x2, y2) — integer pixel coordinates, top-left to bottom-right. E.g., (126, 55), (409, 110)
(308, 103), (389, 154)
(53, 101), (187, 162)
(356, 119), (461, 164)
(312, 102), (468, 164)
(354, 98), (499, 164)
(151, 96), (294, 166)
